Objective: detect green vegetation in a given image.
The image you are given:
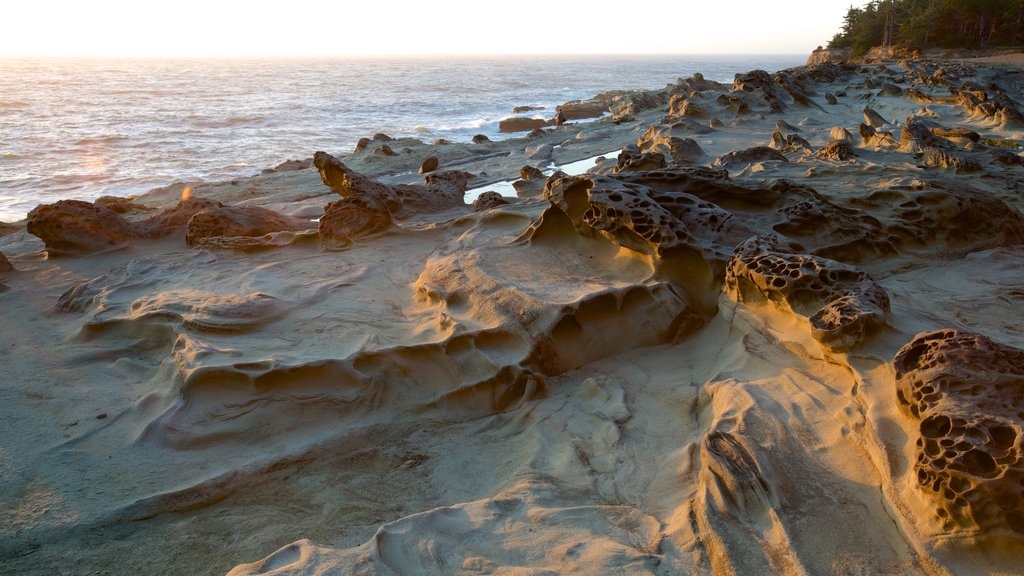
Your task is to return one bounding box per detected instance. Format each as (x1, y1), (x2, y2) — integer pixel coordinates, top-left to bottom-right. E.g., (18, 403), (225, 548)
(828, 0), (1024, 56)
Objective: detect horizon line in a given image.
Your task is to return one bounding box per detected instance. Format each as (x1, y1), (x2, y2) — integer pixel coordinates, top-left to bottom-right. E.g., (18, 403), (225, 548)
(0, 51), (812, 61)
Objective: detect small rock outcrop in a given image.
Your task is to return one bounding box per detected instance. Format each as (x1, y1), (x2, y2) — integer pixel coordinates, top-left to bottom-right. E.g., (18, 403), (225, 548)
(894, 329), (1024, 536)
(499, 117), (551, 133)
(419, 156), (439, 174)
(714, 146), (788, 171)
(471, 192), (510, 212)
(556, 100), (608, 120)
(26, 200), (140, 256)
(637, 125), (708, 165)
(184, 205), (311, 247)
(318, 195), (392, 251)
(472, 134), (491, 144)
(0, 251), (13, 273)
(313, 151), (468, 217)
(724, 235), (890, 350)
(815, 140), (857, 161)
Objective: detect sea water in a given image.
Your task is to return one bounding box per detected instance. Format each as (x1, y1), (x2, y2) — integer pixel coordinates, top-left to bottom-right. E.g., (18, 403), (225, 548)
(0, 55), (803, 221)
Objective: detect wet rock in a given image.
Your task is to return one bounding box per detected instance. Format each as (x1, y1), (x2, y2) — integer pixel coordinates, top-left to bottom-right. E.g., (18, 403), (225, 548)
(472, 134), (491, 144)
(471, 192), (510, 211)
(894, 329), (1024, 536)
(0, 251), (13, 273)
(372, 133), (393, 142)
(499, 117), (551, 133)
(419, 156), (439, 174)
(432, 138), (450, 145)
(513, 105), (544, 113)
(556, 100), (608, 120)
(26, 200), (140, 256)
(355, 137), (372, 152)
(714, 146), (788, 171)
(724, 235), (889, 350)
(184, 205), (312, 247)
(825, 92), (838, 105)
(373, 144), (398, 156)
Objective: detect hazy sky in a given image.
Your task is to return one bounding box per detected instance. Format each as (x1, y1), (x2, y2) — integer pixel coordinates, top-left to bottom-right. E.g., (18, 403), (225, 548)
(0, 0), (858, 57)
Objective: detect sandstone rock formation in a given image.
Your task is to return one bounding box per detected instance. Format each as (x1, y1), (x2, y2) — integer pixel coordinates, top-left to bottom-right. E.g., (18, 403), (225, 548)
(499, 117), (551, 133)
(471, 192), (510, 211)
(714, 146), (788, 170)
(184, 205), (311, 247)
(724, 235), (890, 350)
(895, 329), (1024, 536)
(26, 200), (140, 256)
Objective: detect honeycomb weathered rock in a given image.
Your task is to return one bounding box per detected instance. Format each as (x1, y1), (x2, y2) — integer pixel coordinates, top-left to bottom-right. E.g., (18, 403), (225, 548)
(894, 329), (1024, 536)
(724, 235), (890, 350)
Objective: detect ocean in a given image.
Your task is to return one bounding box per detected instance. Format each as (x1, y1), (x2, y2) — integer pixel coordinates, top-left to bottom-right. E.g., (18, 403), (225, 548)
(0, 55), (804, 221)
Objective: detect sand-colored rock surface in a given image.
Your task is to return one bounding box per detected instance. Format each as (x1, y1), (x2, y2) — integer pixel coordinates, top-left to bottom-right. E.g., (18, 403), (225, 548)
(2, 57), (1024, 575)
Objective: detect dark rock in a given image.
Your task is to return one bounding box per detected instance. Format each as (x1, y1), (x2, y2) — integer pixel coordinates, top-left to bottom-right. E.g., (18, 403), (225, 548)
(472, 134), (491, 144)
(471, 192), (511, 211)
(26, 200), (139, 256)
(419, 156), (439, 174)
(499, 117), (551, 133)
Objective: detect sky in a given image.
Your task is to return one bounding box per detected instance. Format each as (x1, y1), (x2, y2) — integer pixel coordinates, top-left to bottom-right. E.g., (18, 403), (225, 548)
(0, 0), (860, 58)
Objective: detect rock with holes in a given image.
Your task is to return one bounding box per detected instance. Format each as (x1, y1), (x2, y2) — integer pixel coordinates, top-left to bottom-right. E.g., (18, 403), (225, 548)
(135, 197), (225, 238)
(26, 200), (140, 256)
(724, 235), (890, 350)
(612, 147), (668, 173)
(894, 329), (1024, 537)
(543, 173), (750, 263)
(318, 195), (392, 251)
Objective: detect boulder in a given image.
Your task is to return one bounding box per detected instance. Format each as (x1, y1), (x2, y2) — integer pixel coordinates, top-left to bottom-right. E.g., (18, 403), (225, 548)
(373, 144), (398, 156)
(472, 134), (491, 144)
(314, 151), (468, 216)
(372, 133), (393, 142)
(829, 127), (853, 142)
(26, 200), (139, 256)
(419, 156), (439, 174)
(318, 195), (392, 251)
(135, 197), (224, 238)
(271, 158), (313, 172)
(556, 100), (609, 121)
(525, 143), (553, 160)
(513, 105), (544, 113)
(471, 192), (510, 211)
(184, 205), (312, 247)
(355, 137), (372, 152)
(825, 92), (838, 105)
(714, 146), (788, 171)
(637, 125), (707, 165)
(863, 106), (890, 127)
(815, 140), (857, 161)
(499, 117), (551, 133)
(93, 195), (152, 214)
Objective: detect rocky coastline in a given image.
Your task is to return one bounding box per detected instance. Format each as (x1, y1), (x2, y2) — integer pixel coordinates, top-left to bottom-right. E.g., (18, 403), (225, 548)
(1, 53), (1023, 575)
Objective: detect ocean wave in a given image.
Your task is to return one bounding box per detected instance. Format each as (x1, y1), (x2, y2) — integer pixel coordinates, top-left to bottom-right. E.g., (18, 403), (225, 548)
(189, 115), (270, 128)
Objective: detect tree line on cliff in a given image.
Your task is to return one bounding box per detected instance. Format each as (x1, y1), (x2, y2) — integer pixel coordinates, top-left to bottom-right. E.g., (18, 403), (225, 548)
(827, 0), (1024, 55)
